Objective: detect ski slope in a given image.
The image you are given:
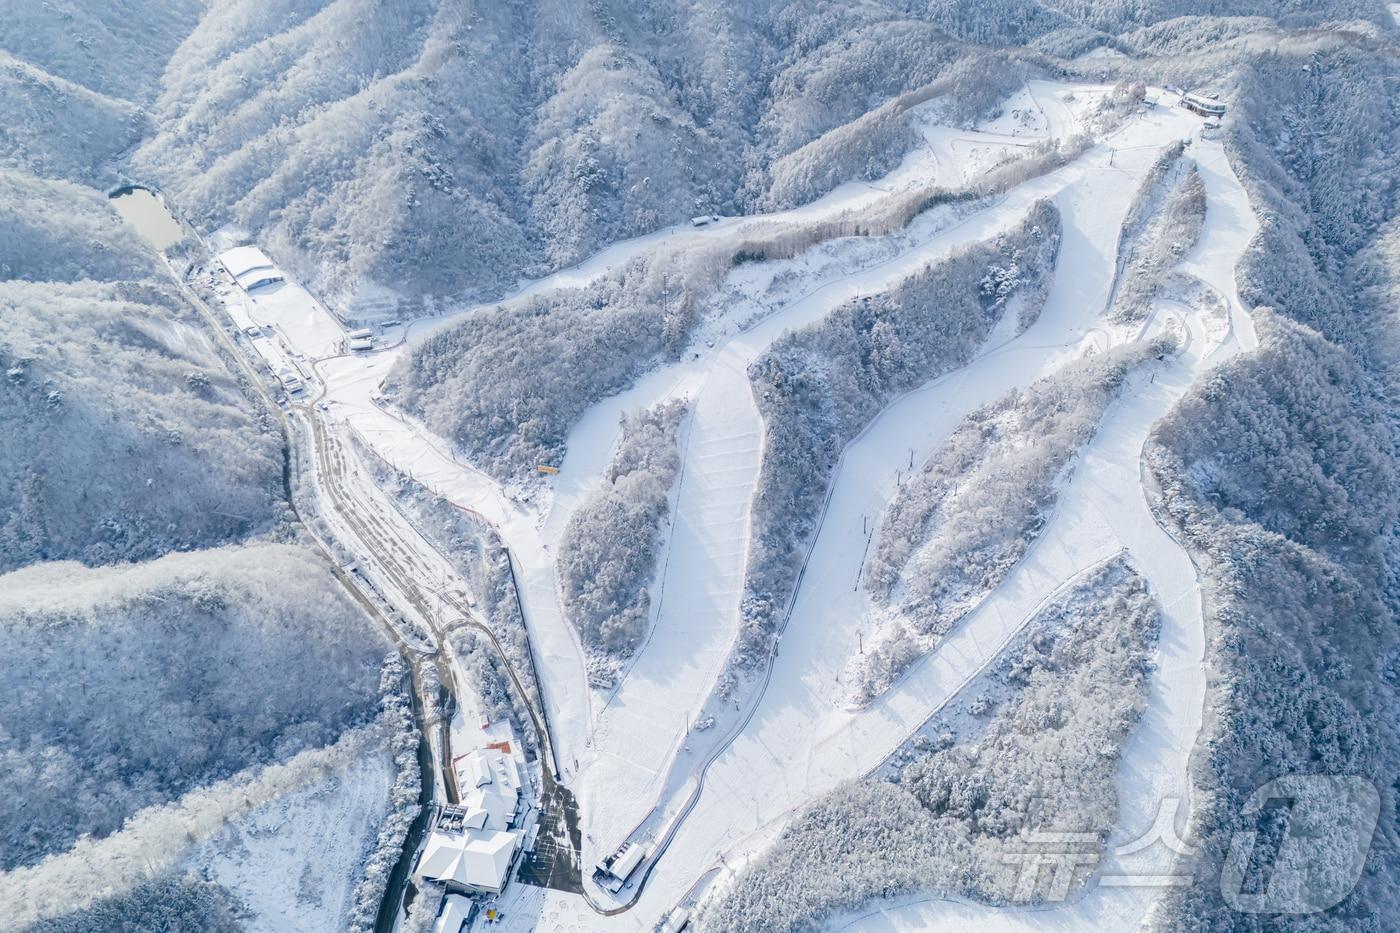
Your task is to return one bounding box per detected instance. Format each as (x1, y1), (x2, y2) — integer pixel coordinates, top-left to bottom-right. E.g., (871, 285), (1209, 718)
(555, 87), (1210, 899)
(637, 124), (1256, 932)
(215, 80), (1260, 932)
(532, 95), (1256, 930)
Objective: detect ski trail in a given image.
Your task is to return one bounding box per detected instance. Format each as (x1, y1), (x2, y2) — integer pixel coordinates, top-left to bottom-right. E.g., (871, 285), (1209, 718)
(567, 129), (1163, 873)
(611, 131), (1254, 932)
(575, 345), (764, 850)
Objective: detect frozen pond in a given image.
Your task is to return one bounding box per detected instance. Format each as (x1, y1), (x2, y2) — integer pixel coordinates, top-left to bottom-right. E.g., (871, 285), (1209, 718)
(109, 185), (184, 251)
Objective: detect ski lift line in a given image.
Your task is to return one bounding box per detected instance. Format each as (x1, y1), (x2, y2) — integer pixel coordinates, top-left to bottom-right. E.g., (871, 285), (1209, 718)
(690, 539), (1132, 910)
(848, 547), (1138, 781)
(853, 525), (876, 592)
(672, 531), (1130, 927)
(715, 549), (1130, 889)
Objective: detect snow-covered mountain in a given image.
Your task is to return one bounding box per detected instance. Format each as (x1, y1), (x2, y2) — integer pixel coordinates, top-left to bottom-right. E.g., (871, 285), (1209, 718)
(2, 1), (1398, 931)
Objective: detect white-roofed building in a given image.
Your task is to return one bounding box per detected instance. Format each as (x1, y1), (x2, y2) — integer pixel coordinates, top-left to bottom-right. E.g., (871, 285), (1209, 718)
(454, 749), (520, 832)
(218, 245), (286, 291)
(462, 753), (490, 790)
(1181, 91), (1226, 118)
(433, 893), (476, 933)
(417, 748), (528, 897)
(418, 825), (521, 896)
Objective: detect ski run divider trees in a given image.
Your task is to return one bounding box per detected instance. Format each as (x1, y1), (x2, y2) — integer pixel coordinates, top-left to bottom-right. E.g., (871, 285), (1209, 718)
(389, 136), (1088, 485)
(850, 336), (1174, 702)
(734, 201), (1062, 673)
(702, 558), (1161, 932)
(1109, 141), (1207, 322)
(557, 400), (688, 688)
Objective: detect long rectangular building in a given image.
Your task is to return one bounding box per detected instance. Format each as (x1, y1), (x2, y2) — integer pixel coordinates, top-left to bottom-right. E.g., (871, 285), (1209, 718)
(218, 245), (285, 291)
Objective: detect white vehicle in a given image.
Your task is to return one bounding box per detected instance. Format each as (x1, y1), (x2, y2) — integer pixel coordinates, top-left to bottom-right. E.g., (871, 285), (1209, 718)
(243, 324), (263, 337)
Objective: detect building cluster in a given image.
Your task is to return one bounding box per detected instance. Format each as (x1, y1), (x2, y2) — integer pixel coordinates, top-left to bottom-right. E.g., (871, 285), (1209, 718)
(419, 747), (525, 897)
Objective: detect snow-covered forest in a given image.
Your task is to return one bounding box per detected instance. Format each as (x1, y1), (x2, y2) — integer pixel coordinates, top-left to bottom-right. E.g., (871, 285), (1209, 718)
(1139, 37), (1400, 930)
(558, 401), (687, 686)
(121, 2), (1064, 314)
(26, 874), (243, 933)
(0, 171), (283, 573)
(386, 153), (1069, 485)
(0, 546), (400, 920)
(738, 202), (1061, 669)
(0, 8), (419, 924)
(703, 559), (1161, 931)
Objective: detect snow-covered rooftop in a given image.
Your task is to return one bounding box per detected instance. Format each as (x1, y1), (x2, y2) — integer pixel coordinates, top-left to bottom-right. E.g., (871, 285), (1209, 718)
(217, 245), (285, 291)
(218, 245), (275, 278)
(418, 827), (519, 894)
(433, 893), (475, 933)
(454, 749), (520, 831)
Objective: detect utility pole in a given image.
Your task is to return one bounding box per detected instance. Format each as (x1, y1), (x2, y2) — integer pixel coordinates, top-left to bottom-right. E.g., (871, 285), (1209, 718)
(909, 447), (915, 469)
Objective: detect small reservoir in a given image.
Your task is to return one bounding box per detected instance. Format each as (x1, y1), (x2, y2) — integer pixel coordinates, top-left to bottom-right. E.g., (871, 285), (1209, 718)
(109, 185), (184, 251)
